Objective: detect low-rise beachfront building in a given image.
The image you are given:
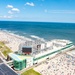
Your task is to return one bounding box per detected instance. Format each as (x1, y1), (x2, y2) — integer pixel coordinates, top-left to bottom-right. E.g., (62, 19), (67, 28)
(8, 53), (33, 70)
(18, 40), (47, 55)
(8, 39), (74, 70)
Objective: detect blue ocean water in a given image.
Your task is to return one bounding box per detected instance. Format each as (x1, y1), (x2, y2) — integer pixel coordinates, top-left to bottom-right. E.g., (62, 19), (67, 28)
(0, 21), (75, 44)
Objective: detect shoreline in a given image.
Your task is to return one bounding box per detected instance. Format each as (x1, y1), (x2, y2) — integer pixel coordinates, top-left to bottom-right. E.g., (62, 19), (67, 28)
(0, 30), (32, 52)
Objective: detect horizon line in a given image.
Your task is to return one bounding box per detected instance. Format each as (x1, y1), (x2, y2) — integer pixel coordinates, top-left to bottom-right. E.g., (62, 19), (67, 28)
(0, 20), (75, 24)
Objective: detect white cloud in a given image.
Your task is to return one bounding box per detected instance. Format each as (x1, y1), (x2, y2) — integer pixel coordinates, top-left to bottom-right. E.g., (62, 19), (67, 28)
(12, 8), (20, 12)
(7, 5), (20, 14)
(7, 5), (13, 8)
(4, 15), (13, 19)
(8, 10), (13, 14)
(0, 15), (13, 19)
(49, 10), (75, 14)
(44, 10), (75, 14)
(8, 15), (13, 18)
(25, 2), (35, 6)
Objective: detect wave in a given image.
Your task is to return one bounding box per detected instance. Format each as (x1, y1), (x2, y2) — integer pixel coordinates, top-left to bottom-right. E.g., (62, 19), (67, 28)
(0, 29), (46, 43)
(0, 29), (32, 41)
(30, 35), (46, 42)
(0, 29), (18, 34)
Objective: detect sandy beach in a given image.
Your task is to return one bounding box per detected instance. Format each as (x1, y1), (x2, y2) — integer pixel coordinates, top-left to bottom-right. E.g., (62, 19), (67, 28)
(0, 30), (32, 52)
(34, 53), (75, 75)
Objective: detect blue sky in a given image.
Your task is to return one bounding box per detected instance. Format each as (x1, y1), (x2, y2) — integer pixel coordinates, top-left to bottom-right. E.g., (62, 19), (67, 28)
(0, 0), (75, 23)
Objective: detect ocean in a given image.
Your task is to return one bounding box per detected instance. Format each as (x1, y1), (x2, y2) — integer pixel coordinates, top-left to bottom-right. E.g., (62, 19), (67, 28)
(0, 21), (75, 44)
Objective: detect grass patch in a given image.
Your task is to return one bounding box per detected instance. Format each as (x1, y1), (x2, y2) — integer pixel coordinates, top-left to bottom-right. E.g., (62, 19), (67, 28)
(0, 41), (12, 57)
(21, 69), (41, 75)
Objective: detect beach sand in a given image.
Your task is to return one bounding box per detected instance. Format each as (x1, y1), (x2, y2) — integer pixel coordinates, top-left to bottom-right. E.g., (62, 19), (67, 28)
(34, 53), (75, 75)
(0, 31), (32, 52)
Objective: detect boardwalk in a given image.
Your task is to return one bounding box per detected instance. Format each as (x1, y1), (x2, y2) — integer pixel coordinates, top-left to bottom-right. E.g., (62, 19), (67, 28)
(16, 47), (75, 74)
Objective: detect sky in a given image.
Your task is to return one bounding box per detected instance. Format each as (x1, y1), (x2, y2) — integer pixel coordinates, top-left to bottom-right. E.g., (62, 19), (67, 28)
(0, 0), (75, 23)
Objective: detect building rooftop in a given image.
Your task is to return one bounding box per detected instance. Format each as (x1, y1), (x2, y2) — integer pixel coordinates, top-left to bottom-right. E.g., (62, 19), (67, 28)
(9, 53), (32, 62)
(0, 63), (18, 75)
(0, 58), (3, 63)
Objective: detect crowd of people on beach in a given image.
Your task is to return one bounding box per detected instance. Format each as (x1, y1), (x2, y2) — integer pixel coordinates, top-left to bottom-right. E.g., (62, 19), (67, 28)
(34, 54), (75, 75)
